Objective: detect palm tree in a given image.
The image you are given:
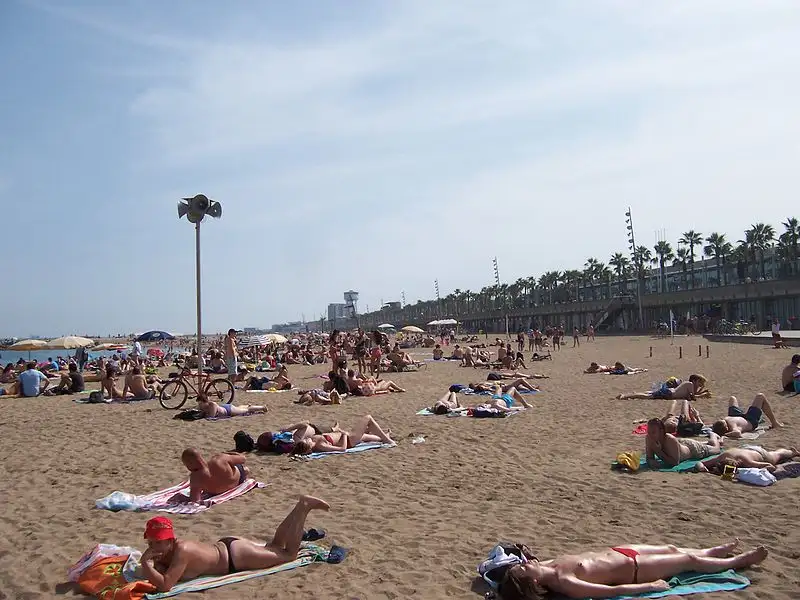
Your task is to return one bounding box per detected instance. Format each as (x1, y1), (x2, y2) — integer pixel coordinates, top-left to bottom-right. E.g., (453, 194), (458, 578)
(562, 269), (582, 302)
(653, 241), (674, 293)
(584, 258), (600, 300)
(745, 223), (776, 279)
(702, 233), (732, 286)
(679, 230), (703, 288)
(782, 217), (799, 275)
(609, 252), (630, 295)
(673, 247), (689, 289)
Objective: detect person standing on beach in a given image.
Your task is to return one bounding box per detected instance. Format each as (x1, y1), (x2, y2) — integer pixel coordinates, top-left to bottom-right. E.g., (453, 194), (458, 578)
(224, 329), (238, 383)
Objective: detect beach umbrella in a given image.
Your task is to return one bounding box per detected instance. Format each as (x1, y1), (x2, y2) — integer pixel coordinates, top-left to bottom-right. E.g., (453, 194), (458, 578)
(265, 333), (288, 344)
(43, 336), (94, 349)
(239, 334), (271, 348)
(427, 320), (441, 326)
(91, 343), (127, 351)
(9, 339), (48, 351)
(378, 324), (395, 329)
(438, 319), (458, 326)
(147, 348), (164, 358)
(136, 330), (175, 342)
(401, 325), (425, 333)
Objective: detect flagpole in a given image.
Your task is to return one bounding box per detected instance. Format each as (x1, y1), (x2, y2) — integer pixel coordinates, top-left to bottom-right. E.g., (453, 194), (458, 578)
(670, 309), (675, 345)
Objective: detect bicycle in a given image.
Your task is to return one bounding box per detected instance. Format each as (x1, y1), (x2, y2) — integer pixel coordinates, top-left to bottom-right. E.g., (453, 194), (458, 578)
(159, 367), (235, 409)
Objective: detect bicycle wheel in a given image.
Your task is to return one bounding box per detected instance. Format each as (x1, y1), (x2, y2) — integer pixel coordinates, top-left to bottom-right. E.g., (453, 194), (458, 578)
(205, 378), (235, 404)
(160, 380), (189, 409)
(751, 326), (762, 336)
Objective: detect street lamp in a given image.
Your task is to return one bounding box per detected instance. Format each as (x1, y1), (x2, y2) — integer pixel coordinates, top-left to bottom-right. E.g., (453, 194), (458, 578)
(178, 194), (222, 390)
(625, 207), (644, 328)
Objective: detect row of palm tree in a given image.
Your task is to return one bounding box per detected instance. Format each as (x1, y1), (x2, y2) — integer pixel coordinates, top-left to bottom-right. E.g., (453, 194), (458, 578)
(374, 218), (799, 322)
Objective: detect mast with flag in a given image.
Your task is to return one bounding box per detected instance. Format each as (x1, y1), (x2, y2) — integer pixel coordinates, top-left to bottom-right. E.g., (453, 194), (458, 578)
(669, 309), (675, 344)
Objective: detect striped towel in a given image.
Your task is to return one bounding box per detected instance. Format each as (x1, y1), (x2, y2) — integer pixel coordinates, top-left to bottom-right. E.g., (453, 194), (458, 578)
(144, 543), (329, 599)
(292, 442), (396, 461)
(96, 479), (265, 514)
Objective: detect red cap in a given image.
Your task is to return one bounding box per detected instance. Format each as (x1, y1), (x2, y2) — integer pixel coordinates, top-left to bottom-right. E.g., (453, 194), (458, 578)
(144, 516), (175, 541)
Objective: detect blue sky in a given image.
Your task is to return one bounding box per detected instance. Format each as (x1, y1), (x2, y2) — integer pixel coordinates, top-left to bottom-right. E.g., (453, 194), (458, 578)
(2, 0), (799, 337)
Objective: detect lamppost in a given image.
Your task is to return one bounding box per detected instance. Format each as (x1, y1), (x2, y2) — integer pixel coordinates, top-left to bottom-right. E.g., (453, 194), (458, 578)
(434, 280), (441, 317)
(493, 257), (508, 336)
(625, 207), (644, 329)
(178, 194), (222, 391)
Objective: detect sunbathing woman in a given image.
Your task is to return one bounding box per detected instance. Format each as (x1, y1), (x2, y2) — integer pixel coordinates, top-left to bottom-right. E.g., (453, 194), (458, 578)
(617, 374), (708, 400)
(470, 379), (539, 393)
(496, 541), (767, 599)
(645, 418), (721, 468)
(196, 394), (267, 418)
(352, 378), (406, 396)
(294, 388), (343, 406)
(290, 415), (395, 455)
(428, 391), (461, 415)
(695, 445), (800, 474)
(489, 371), (549, 380)
(585, 361), (645, 374)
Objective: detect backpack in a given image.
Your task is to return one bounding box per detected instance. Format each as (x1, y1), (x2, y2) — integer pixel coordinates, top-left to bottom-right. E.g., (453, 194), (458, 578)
(234, 431), (255, 452)
(172, 409), (205, 421)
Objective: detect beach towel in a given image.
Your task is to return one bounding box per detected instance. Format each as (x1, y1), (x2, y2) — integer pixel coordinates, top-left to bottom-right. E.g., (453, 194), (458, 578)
(144, 542), (330, 599)
(611, 455), (703, 473)
(604, 569), (749, 599)
(245, 387), (296, 393)
(416, 407), (523, 418)
(292, 442), (395, 461)
(95, 479), (264, 514)
(74, 394), (153, 404)
(603, 368), (648, 375)
(461, 387), (538, 396)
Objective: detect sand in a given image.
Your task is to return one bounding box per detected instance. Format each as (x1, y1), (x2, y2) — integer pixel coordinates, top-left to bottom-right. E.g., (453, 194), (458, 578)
(0, 336), (798, 600)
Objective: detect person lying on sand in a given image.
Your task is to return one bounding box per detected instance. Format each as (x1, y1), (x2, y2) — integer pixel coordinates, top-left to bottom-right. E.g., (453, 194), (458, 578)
(428, 391), (461, 415)
(295, 388), (343, 406)
(488, 371), (548, 380)
(178, 448), (250, 503)
(290, 414), (395, 455)
(484, 384), (534, 410)
(662, 398), (704, 435)
(495, 540), (766, 600)
(711, 394), (783, 438)
(141, 496), (330, 591)
(695, 446), (799, 474)
(617, 374), (708, 400)
(196, 393), (267, 418)
(645, 418), (721, 468)
(470, 379), (539, 394)
(350, 379), (405, 396)
(585, 361), (647, 374)
(780, 354), (800, 392)
(245, 365), (292, 391)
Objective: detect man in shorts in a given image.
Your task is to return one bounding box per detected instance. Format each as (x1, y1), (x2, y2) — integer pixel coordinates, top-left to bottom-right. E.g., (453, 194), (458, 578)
(711, 394), (783, 438)
(780, 354), (800, 392)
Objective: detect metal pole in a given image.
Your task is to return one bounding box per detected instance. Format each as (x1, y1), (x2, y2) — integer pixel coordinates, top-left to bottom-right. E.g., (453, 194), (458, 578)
(195, 222), (203, 393)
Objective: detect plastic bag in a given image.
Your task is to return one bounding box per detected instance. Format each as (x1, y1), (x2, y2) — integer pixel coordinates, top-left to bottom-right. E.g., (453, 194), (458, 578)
(735, 467), (776, 487)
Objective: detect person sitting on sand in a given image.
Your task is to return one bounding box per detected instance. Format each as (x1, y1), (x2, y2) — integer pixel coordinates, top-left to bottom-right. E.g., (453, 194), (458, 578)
(495, 540), (767, 600)
(178, 448), (250, 503)
(617, 374), (708, 400)
(50, 362), (85, 395)
(432, 344), (444, 360)
(502, 351), (528, 371)
(11, 361), (50, 397)
(661, 398), (704, 436)
(196, 393), (267, 418)
(711, 394), (783, 438)
(645, 418), (722, 468)
(428, 390), (462, 415)
(123, 365), (160, 399)
(0, 363), (17, 384)
(141, 496), (330, 591)
(780, 354), (800, 392)
(695, 445), (799, 474)
(290, 414), (395, 455)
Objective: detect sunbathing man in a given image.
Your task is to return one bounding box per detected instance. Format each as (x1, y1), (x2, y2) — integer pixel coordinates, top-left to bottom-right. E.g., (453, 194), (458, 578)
(617, 374), (708, 400)
(178, 448), (250, 503)
(496, 540), (766, 600)
(196, 393), (267, 418)
(695, 445), (800, 474)
(780, 354), (800, 392)
(290, 414), (395, 455)
(470, 379), (539, 394)
(352, 378), (405, 396)
(711, 393), (783, 438)
(485, 384), (534, 410)
(488, 370), (548, 381)
(245, 365), (292, 391)
(645, 418), (722, 468)
(428, 391), (461, 415)
(141, 496), (330, 591)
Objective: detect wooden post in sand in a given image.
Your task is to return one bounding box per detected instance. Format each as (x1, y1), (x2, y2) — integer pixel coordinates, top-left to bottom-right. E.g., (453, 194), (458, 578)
(679, 346), (683, 359)
(706, 345), (710, 358)
(698, 344), (702, 357)
(649, 346), (652, 358)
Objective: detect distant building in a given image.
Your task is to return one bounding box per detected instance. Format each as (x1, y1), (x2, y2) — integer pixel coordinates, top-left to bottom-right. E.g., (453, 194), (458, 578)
(382, 301), (401, 310)
(327, 303), (348, 322)
(243, 327), (268, 334)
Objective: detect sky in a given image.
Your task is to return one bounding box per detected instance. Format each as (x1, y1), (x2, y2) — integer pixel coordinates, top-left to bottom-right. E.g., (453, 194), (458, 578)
(1, 0), (799, 337)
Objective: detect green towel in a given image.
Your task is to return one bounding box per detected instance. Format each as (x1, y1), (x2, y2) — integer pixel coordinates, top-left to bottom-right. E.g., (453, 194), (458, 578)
(607, 569), (749, 599)
(611, 456), (702, 473)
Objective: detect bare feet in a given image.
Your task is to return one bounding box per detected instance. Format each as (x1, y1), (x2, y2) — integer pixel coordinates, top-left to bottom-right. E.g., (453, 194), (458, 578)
(735, 546), (768, 568)
(299, 495), (330, 512)
(707, 539), (740, 557)
(790, 446), (799, 458)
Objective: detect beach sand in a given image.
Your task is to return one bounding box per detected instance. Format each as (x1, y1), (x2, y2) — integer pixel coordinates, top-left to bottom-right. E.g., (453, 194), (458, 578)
(0, 336), (798, 599)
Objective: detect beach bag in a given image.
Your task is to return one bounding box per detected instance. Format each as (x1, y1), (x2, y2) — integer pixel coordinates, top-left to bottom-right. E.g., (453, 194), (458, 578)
(234, 430), (255, 452)
(76, 555), (154, 600)
(172, 409), (204, 421)
(487, 372), (502, 381)
(676, 420), (704, 437)
(88, 391), (106, 403)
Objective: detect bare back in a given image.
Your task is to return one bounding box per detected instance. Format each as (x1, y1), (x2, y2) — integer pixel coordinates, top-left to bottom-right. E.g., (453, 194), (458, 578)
(190, 454), (244, 496)
(155, 540), (227, 581)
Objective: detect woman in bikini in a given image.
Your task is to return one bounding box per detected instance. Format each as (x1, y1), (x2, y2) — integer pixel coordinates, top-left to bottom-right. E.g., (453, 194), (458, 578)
(196, 394), (267, 418)
(617, 374), (708, 400)
(497, 540), (766, 599)
(290, 415), (395, 455)
(428, 391), (461, 415)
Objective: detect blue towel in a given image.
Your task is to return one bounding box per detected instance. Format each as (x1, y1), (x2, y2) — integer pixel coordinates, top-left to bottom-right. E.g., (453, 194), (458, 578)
(606, 569), (749, 599)
(295, 442), (395, 461)
(612, 456), (703, 473)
